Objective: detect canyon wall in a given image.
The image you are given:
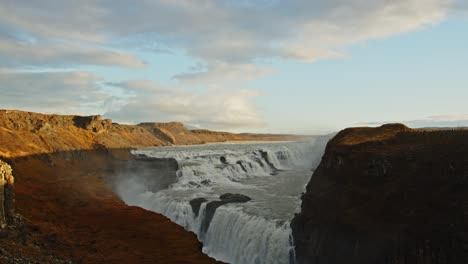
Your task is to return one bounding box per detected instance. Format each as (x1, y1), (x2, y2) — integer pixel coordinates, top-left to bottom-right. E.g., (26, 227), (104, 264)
(0, 109), (305, 263)
(291, 124), (468, 264)
(0, 110), (228, 263)
(0, 110), (305, 158)
(0, 110), (165, 158)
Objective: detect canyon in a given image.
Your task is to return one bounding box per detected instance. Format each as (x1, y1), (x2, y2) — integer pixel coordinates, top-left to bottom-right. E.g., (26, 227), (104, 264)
(2, 110), (467, 264)
(0, 110), (305, 263)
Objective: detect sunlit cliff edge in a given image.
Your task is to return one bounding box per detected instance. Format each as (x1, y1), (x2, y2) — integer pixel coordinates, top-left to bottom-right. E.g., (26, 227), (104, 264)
(0, 110), (309, 158)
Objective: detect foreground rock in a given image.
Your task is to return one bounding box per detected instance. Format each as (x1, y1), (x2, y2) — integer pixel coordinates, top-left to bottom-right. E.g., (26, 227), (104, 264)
(0, 160), (14, 228)
(1, 150), (222, 263)
(291, 124), (468, 264)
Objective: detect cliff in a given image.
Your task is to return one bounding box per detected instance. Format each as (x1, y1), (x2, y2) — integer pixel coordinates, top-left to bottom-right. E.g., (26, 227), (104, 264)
(0, 109), (305, 263)
(0, 110), (166, 158)
(0, 110), (225, 263)
(291, 124), (468, 264)
(0, 110), (304, 158)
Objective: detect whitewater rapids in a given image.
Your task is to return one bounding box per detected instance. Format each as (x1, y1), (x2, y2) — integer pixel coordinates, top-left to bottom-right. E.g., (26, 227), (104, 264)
(116, 139), (329, 264)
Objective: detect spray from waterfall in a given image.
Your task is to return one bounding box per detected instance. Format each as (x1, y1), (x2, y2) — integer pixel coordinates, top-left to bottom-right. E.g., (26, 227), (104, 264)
(115, 138), (330, 264)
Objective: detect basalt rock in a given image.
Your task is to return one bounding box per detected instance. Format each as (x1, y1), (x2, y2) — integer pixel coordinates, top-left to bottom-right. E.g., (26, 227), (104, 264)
(190, 198), (208, 217)
(200, 193), (251, 235)
(291, 124), (468, 264)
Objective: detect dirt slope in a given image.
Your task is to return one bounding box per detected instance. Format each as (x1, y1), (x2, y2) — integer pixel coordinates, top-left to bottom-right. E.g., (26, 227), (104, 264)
(1, 150), (222, 263)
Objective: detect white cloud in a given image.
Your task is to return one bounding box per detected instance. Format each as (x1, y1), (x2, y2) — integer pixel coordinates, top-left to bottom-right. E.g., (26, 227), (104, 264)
(106, 80), (265, 130)
(0, 0), (454, 66)
(0, 0), (457, 130)
(0, 38), (145, 68)
(282, 0), (452, 61)
(0, 71), (119, 115)
(174, 61), (277, 86)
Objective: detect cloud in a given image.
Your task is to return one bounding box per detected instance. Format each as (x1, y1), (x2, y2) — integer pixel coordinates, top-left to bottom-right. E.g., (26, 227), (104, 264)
(0, 71), (265, 130)
(281, 0), (452, 61)
(0, 0), (454, 65)
(174, 61), (277, 86)
(0, 71), (119, 115)
(0, 37), (145, 68)
(359, 114), (468, 128)
(0, 0), (457, 130)
(105, 80), (265, 130)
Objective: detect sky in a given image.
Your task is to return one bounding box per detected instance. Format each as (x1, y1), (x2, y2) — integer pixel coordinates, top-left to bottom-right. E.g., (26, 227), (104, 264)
(0, 0), (467, 134)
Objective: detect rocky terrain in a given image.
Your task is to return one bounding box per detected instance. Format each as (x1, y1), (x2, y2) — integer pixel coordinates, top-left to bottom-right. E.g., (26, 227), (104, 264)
(291, 124), (468, 264)
(0, 160), (14, 228)
(0, 110), (306, 158)
(0, 109), (309, 263)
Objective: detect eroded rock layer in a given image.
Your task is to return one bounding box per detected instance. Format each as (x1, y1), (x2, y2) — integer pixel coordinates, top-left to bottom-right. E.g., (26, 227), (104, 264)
(0, 110), (310, 158)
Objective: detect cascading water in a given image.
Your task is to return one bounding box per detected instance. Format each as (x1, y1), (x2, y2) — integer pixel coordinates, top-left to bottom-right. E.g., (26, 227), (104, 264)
(116, 138), (330, 264)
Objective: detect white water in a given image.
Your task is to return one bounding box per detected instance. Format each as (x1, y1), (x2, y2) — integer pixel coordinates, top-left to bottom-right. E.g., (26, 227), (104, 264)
(117, 139), (329, 264)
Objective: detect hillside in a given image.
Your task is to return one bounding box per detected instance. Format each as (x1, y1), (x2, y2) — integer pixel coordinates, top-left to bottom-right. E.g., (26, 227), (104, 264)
(291, 124), (468, 264)
(0, 110), (306, 158)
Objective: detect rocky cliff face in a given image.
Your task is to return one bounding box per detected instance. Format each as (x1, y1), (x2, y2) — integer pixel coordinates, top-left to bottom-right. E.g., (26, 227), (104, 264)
(0, 110), (306, 159)
(0, 110), (166, 158)
(0, 160), (14, 228)
(291, 124), (468, 264)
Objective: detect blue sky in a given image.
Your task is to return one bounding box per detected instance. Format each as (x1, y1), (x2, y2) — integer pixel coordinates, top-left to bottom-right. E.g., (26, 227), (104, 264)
(0, 0), (467, 134)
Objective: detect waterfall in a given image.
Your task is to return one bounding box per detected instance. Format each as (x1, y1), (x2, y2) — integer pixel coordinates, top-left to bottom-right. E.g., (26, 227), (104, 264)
(117, 139), (329, 264)
(202, 206), (294, 264)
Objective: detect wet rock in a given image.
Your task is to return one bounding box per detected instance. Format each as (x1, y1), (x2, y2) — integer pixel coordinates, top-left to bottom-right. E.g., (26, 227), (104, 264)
(200, 179), (211, 186)
(236, 161), (248, 172)
(220, 156), (228, 164)
(189, 198), (208, 217)
(200, 193), (252, 235)
(259, 150), (281, 175)
(219, 193), (251, 203)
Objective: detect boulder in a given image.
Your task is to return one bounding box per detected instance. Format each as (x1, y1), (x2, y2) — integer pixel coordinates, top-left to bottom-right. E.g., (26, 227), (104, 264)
(200, 193), (251, 235)
(0, 160), (14, 228)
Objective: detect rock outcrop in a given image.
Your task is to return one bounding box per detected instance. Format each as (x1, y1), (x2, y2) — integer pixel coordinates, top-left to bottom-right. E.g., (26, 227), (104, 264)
(0, 110), (166, 158)
(291, 124), (468, 264)
(199, 193), (252, 235)
(0, 160), (14, 228)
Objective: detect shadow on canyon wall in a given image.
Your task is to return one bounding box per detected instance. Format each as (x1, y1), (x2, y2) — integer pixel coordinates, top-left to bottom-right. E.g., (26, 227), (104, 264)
(0, 148), (222, 264)
(292, 125), (468, 264)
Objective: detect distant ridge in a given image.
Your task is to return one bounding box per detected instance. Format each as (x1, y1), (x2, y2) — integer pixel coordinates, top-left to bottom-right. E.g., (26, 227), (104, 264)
(0, 109), (311, 158)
